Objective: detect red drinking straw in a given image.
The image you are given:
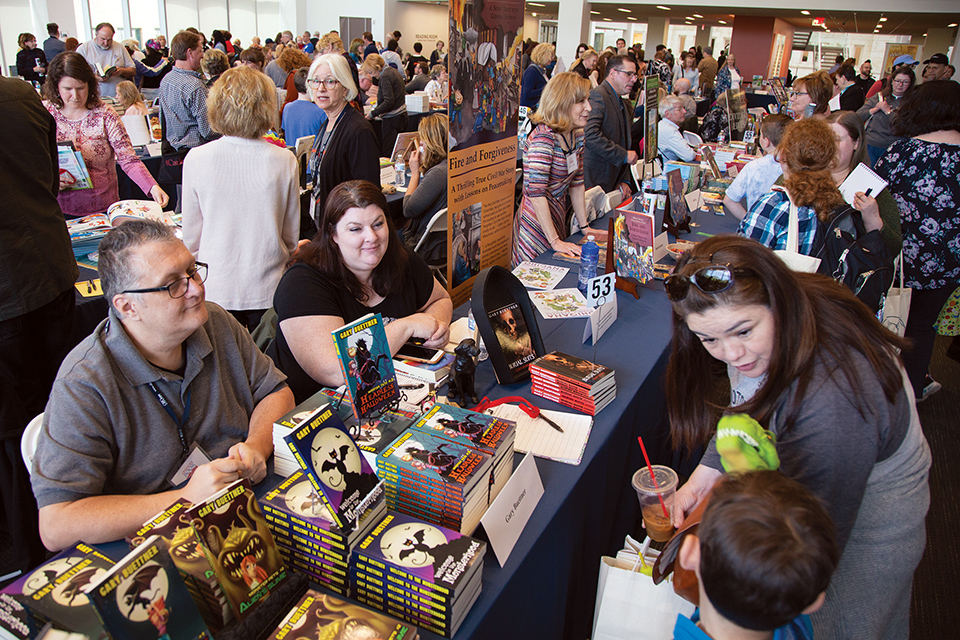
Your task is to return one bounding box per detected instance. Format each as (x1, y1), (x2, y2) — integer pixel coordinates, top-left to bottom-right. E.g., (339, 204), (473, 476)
(638, 436), (670, 519)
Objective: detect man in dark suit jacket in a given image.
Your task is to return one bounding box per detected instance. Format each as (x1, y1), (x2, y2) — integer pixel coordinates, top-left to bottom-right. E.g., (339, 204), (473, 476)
(836, 65), (865, 112)
(584, 55), (639, 196)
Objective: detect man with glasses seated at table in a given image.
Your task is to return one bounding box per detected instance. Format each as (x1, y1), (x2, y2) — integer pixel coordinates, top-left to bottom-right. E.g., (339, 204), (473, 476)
(584, 55), (639, 199)
(31, 220), (295, 552)
(657, 95), (696, 162)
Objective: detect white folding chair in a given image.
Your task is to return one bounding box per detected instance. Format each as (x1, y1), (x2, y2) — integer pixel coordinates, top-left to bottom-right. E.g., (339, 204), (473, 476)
(21, 413), (43, 477)
(682, 131), (704, 146)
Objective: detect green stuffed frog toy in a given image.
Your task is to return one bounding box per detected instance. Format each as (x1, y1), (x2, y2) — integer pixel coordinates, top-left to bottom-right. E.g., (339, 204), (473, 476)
(715, 413), (779, 473)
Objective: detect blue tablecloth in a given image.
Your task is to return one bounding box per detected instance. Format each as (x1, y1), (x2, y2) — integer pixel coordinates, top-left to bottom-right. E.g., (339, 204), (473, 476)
(417, 207), (739, 640)
(93, 205), (740, 640)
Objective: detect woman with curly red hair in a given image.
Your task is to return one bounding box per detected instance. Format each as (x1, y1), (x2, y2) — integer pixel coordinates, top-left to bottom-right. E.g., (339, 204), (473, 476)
(737, 117), (882, 256)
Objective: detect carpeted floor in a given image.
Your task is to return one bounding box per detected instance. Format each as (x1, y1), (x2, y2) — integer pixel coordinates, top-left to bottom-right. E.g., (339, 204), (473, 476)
(910, 334), (960, 638)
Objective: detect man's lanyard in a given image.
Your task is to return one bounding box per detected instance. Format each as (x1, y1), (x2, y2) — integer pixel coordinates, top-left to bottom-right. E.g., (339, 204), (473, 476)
(148, 382), (191, 458)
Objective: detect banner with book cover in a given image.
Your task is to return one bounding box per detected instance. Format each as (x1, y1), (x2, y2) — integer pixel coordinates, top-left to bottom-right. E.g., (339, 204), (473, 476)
(447, 0), (525, 306)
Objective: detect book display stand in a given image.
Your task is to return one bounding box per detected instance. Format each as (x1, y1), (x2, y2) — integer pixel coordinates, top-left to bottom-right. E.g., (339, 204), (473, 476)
(471, 266), (546, 384)
(605, 217), (640, 299)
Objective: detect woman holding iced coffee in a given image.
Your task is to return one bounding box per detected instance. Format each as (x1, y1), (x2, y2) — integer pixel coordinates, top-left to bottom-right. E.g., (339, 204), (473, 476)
(663, 235), (930, 640)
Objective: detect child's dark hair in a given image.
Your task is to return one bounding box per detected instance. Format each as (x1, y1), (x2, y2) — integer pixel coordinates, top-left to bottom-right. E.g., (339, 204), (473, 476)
(697, 471), (840, 631)
(759, 113), (792, 148)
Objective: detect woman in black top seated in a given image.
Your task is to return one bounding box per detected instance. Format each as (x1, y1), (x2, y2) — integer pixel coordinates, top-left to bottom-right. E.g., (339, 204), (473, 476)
(271, 180), (453, 402)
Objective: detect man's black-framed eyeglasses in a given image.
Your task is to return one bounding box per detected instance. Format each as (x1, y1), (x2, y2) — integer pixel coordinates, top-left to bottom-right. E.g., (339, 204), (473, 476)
(121, 262), (208, 298)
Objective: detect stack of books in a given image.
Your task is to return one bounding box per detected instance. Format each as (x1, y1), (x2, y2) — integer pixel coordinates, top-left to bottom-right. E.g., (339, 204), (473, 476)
(392, 352), (455, 384)
(410, 404), (516, 505)
(376, 427), (493, 535)
(530, 351), (617, 415)
(259, 470), (386, 596)
(270, 588), (418, 640)
(351, 511), (486, 638)
(1, 542), (116, 640)
(129, 499), (233, 632)
(183, 480), (291, 624)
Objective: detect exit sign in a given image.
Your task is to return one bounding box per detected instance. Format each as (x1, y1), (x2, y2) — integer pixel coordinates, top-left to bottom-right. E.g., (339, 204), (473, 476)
(812, 17), (826, 26)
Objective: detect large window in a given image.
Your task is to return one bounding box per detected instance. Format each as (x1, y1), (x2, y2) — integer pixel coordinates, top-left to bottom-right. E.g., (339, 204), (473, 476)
(87, 0), (126, 39)
(129, 0), (163, 45)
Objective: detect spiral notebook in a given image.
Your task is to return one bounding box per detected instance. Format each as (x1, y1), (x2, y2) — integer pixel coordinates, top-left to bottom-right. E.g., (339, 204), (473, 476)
(483, 403), (593, 465)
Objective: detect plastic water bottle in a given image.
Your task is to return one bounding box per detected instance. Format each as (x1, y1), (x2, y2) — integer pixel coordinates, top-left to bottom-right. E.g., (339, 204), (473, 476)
(467, 308), (488, 361)
(578, 235), (599, 296)
(395, 162), (406, 187)
(717, 128), (727, 145)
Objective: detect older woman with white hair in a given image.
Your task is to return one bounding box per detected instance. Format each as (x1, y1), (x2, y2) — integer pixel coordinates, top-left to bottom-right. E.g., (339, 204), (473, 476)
(307, 53), (379, 234)
(181, 65), (299, 330)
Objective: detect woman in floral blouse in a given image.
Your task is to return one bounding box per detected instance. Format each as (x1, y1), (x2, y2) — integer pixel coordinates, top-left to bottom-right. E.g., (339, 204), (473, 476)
(875, 81), (960, 401)
(43, 52), (167, 217)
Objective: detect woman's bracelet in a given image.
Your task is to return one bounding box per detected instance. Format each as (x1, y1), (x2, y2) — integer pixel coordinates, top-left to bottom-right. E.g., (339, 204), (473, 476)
(578, 224), (589, 231)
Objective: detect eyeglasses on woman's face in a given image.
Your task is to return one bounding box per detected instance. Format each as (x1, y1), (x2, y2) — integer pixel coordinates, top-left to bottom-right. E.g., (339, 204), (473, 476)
(307, 77), (340, 90)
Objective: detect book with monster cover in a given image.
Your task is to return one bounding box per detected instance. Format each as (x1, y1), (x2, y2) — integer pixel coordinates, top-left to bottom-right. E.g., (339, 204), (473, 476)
(185, 480), (289, 621)
(268, 588), (417, 640)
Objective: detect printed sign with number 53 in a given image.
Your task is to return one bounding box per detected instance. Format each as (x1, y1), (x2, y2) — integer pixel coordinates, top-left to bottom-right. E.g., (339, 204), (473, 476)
(586, 272), (615, 307)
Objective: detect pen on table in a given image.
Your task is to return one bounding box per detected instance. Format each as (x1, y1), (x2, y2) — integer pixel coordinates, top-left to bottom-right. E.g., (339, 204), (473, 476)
(536, 412), (564, 433)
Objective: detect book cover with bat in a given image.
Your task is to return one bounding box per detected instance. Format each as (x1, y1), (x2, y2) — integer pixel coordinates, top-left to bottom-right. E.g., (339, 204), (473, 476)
(88, 535), (210, 640)
(184, 479), (289, 621)
(2, 542), (115, 640)
(352, 511), (485, 594)
(331, 313), (400, 419)
(283, 404), (383, 534)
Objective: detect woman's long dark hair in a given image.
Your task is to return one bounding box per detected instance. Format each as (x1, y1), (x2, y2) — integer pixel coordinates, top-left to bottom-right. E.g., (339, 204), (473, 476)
(43, 52), (102, 110)
(291, 180), (407, 302)
(665, 236), (907, 452)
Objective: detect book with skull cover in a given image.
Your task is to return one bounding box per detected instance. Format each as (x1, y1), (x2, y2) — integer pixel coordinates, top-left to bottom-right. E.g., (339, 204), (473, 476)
(87, 535), (211, 640)
(2, 542), (115, 640)
(184, 479), (289, 622)
(331, 313), (400, 419)
(282, 404), (383, 534)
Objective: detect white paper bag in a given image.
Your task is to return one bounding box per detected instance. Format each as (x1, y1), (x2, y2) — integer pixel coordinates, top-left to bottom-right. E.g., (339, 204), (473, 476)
(881, 254), (911, 337)
(774, 190), (821, 273)
(592, 556), (696, 640)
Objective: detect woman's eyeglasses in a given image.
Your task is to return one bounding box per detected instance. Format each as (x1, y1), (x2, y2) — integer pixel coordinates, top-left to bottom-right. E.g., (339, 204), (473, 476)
(307, 78), (340, 90)
(664, 264), (751, 302)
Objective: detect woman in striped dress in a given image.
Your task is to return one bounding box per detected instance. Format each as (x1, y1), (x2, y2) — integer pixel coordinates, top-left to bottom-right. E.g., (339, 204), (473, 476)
(512, 72), (607, 266)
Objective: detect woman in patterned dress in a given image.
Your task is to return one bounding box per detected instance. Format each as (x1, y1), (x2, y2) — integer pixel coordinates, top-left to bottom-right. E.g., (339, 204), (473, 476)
(43, 52), (167, 217)
(512, 72), (607, 266)
(874, 80), (960, 401)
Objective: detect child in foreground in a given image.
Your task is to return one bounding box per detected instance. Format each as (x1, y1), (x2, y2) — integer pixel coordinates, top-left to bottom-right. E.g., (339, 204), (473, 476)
(674, 470), (840, 640)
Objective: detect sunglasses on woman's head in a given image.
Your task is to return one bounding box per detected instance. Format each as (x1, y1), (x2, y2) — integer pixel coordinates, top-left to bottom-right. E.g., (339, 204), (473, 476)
(664, 263), (752, 302)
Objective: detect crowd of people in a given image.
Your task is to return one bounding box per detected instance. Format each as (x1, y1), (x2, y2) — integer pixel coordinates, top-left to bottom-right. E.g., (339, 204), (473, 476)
(3, 18), (959, 640)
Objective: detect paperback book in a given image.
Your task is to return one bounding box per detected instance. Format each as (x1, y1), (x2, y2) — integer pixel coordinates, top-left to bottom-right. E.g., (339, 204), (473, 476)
(282, 404), (383, 532)
(184, 480), (289, 622)
(331, 313), (400, 419)
(268, 588), (417, 640)
(2, 542), (115, 640)
(87, 535), (211, 640)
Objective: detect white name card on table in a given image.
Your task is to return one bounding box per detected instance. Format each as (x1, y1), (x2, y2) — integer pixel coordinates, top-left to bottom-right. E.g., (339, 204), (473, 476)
(653, 231), (669, 261)
(583, 296), (617, 345)
(684, 189), (703, 212)
(481, 452), (544, 567)
(145, 142), (162, 157)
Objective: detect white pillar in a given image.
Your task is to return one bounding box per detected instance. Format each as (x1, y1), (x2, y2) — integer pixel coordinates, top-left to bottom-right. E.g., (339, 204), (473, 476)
(644, 16), (669, 58)
(557, 0), (589, 61)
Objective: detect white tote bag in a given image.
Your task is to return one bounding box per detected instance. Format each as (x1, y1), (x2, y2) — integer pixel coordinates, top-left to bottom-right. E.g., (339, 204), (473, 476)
(881, 253), (912, 337)
(773, 190), (821, 273)
(592, 556), (696, 640)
